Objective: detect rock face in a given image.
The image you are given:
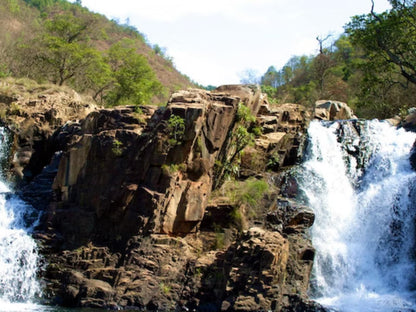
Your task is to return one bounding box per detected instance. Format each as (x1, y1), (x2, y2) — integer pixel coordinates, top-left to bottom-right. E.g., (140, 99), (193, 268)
(47, 85), (264, 246)
(4, 84), (323, 310)
(253, 102), (310, 171)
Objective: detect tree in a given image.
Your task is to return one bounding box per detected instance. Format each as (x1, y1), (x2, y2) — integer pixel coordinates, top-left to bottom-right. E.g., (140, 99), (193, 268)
(23, 0), (55, 11)
(261, 66), (282, 88)
(104, 39), (163, 106)
(214, 103), (257, 188)
(167, 114), (185, 146)
(316, 34), (332, 54)
(346, 0), (416, 86)
(18, 8), (103, 86)
(311, 53), (335, 95)
(344, 0), (416, 117)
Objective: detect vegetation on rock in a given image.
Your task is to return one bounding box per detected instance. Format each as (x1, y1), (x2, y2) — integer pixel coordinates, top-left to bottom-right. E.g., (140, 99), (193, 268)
(214, 102), (259, 186)
(167, 114), (185, 147)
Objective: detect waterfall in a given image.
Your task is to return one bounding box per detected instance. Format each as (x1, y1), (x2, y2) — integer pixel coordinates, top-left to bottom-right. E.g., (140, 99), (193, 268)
(0, 128), (42, 311)
(299, 120), (416, 312)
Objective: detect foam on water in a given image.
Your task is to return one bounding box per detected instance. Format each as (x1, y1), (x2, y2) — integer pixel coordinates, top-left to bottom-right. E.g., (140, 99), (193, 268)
(0, 128), (41, 307)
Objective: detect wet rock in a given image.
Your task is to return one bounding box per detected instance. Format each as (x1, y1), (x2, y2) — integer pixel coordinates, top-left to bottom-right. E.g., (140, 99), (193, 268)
(410, 141), (416, 171)
(402, 108), (416, 132)
(281, 295), (328, 312)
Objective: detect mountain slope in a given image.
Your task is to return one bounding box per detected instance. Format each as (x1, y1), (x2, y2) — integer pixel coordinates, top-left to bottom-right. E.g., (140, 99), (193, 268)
(0, 0), (195, 105)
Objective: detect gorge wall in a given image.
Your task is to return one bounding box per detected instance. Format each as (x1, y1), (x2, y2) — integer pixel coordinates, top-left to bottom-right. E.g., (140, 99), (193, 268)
(1, 83), (339, 311)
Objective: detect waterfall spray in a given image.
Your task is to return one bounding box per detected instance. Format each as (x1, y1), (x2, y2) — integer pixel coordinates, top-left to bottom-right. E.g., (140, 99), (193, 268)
(299, 120), (416, 312)
(0, 128), (41, 310)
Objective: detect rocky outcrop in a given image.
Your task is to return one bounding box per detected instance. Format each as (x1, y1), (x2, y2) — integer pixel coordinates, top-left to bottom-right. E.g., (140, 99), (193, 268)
(3, 84), (323, 310)
(237, 101), (311, 179)
(314, 100), (356, 121)
(0, 80), (97, 184)
(46, 85), (264, 246)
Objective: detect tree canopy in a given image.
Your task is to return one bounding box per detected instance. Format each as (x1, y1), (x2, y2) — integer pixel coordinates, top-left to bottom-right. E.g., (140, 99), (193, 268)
(346, 0), (416, 85)
(258, 0), (416, 119)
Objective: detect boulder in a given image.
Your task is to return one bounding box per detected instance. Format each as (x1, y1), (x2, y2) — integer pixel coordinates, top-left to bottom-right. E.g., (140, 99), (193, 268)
(401, 107), (416, 132)
(410, 141), (416, 171)
(239, 102), (311, 173)
(314, 100), (356, 120)
(385, 115), (401, 127)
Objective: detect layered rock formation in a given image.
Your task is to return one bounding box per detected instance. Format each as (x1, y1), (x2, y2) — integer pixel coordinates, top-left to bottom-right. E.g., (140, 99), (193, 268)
(2, 84), (325, 311)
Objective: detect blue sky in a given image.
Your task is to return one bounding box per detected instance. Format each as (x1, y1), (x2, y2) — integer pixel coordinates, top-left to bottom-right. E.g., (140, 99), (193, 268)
(73, 0), (392, 86)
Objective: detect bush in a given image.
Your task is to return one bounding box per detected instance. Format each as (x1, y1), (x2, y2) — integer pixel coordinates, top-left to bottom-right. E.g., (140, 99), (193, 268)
(219, 177), (269, 220)
(112, 139), (123, 156)
(167, 114), (185, 146)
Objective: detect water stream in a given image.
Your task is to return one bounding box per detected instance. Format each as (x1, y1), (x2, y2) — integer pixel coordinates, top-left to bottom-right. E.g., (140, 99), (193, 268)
(299, 120), (416, 312)
(0, 127), (43, 311)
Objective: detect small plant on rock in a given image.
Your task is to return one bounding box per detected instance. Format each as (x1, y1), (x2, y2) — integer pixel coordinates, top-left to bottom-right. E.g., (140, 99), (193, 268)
(112, 139), (123, 156)
(160, 282), (171, 295)
(267, 151), (281, 171)
(161, 163), (186, 175)
(167, 114), (185, 146)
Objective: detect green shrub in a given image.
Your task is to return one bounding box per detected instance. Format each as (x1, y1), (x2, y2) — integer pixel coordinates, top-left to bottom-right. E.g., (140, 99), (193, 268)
(214, 231), (225, 249)
(167, 114), (185, 146)
(0, 64), (9, 78)
(236, 102), (256, 123)
(266, 151), (281, 171)
(9, 102), (22, 115)
(112, 139), (123, 156)
(161, 163), (186, 175)
(240, 178), (268, 209)
(216, 177), (269, 227)
(160, 282), (171, 295)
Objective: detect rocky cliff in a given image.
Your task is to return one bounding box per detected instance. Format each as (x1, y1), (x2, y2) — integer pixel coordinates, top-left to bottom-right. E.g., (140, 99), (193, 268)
(1, 82), (329, 311)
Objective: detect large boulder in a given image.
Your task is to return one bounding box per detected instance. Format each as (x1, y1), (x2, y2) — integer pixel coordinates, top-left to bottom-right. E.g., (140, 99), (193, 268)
(314, 100), (356, 121)
(241, 102), (311, 173)
(401, 107), (416, 132)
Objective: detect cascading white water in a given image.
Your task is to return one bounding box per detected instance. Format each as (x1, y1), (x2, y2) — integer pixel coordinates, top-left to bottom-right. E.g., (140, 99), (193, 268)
(0, 128), (42, 311)
(299, 120), (416, 312)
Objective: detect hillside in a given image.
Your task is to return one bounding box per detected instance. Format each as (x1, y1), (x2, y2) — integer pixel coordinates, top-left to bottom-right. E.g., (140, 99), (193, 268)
(257, 1), (416, 119)
(0, 0), (195, 106)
